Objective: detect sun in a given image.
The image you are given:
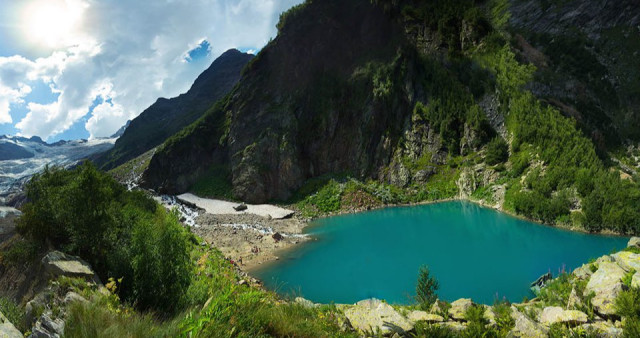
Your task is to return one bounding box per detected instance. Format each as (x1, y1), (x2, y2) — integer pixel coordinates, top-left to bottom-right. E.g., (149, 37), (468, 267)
(22, 0), (84, 48)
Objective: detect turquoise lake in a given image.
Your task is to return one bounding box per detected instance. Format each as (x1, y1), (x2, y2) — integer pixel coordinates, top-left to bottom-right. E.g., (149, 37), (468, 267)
(252, 201), (629, 305)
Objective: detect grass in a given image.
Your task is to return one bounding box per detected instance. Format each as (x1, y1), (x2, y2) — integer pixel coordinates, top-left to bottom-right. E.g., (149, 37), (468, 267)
(0, 296), (24, 331)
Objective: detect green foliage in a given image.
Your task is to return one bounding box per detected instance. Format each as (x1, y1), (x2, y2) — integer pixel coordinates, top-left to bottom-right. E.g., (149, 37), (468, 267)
(0, 238), (39, 266)
(493, 299), (515, 336)
(189, 165), (235, 200)
(615, 288), (640, 338)
(17, 163), (193, 314)
(65, 293), (182, 338)
(180, 247), (354, 337)
(276, 2), (307, 33)
(416, 265), (439, 309)
(538, 273), (573, 307)
(623, 270), (637, 288)
(0, 296), (24, 331)
(412, 323), (457, 338)
(463, 304), (499, 338)
(485, 137), (509, 165)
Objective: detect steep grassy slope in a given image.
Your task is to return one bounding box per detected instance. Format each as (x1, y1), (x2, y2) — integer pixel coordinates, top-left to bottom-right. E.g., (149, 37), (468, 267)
(143, 0), (640, 234)
(96, 49), (253, 170)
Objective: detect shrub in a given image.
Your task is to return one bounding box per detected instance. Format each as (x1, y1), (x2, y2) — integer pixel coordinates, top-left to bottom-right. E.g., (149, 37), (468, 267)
(416, 265), (439, 309)
(485, 137), (509, 165)
(17, 162), (193, 314)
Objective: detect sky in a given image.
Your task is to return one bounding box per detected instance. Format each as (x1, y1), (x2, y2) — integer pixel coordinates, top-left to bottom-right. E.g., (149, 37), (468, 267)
(0, 0), (302, 142)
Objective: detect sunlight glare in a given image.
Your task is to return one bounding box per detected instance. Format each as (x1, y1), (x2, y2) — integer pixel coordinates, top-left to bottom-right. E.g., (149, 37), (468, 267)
(22, 0), (85, 48)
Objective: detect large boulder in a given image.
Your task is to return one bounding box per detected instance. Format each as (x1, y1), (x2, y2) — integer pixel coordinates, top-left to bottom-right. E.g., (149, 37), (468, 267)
(407, 310), (443, 323)
(580, 322), (623, 338)
(449, 298), (474, 321)
(628, 237), (640, 249)
(611, 251), (640, 272)
(343, 299), (413, 336)
(574, 264), (595, 280)
(507, 306), (548, 338)
(585, 262), (627, 316)
(41, 251), (99, 283)
(0, 311), (22, 338)
(538, 306), (588, 326)
(30, 313), (64, 338)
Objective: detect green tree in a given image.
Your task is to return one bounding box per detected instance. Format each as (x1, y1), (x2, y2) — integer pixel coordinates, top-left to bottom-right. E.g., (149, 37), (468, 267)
(485, 137), (508, 165)
(416, 265), (439, 308)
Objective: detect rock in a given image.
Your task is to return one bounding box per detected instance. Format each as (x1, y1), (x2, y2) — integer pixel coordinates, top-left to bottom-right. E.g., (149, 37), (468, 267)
(484, 306), (497, 326)
(612, 251), (640, 272)
(237, 280), (248, 286)
(41, 251), (99, 283)
(628, 237), (640, 249)
(574, 264), (595, 280)
(294, 297), (317, 308)
(0, 311), (22, 338)
(539, 306), (588, 326)
(580, 322), (623, 338)
(31, 313), (64, 338)
(632, 272), (640, 289)
(343, 299), (413, 336)
(596, 256), (614, 265)
(272, 232), (284, 242)
(63, 292), (88, 305)
(449, 298), (473, 321)
(412, 167), (436, 183)
(507, 306), (548, 338)
(429, 300), (443, 314)
(567, 288), (583, 310)
(407, 310), (443, 323)
(586, 262), (627, 316)
(437, 321), (467, 332)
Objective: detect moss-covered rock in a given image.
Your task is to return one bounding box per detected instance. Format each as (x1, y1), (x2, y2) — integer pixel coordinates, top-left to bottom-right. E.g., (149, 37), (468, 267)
(586, 262), (627, 316)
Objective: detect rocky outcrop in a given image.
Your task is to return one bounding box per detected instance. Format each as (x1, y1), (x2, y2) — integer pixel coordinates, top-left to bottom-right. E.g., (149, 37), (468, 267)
(612, 251), (640, 272)
(407, 310), (443, 323)
(449, 298), (474, 321)
(41, 251), (99, 284)
(585, 262), (627, 316)
(508, 306), (548, 338)
(0, 311), (22, 338)
(343, 298), (413, 336)
(628, 237), (640, 249)
(538, 306), (588, 326)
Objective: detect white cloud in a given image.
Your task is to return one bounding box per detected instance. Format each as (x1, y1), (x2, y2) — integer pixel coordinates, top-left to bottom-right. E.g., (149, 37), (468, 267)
(0, 0), (303, 140)
(85, 100), (125, 138)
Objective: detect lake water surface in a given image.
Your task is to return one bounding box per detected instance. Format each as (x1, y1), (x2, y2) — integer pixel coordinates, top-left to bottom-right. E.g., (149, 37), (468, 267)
(252, 201), (628, 304)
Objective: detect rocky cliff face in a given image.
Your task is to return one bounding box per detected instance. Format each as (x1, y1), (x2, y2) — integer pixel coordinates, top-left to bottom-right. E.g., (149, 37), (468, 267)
(142, 0), (639, 204)
(509, 0), (640, 145)
(97, 49), (253, 170)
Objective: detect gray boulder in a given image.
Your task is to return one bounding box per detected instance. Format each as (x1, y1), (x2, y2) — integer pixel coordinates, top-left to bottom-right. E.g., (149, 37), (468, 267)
(41, 251), (99, 283)
(507, 306), (548, 338)
(580, 322), (623, 338)
(449, 298), (473, 321)
(0, 311), (22, 338)
(29, 313), (64, 338)
(628, 237), (640, 249)
(611, 251), (640, 272)
(586, 262), (627, 316)
(538, 306), (588, 326)
(343, 299), (413, 336)
(407, 310), (443, 323)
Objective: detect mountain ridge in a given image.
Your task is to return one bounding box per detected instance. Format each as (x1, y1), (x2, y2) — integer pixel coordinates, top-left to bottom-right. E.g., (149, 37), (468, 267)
(96, 48), (253, 170)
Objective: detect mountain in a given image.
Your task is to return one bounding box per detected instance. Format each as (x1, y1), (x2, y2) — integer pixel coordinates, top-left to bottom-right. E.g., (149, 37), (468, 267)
(0, 136), (116, 204)
(110, 120), (130, 138)
(96, 49), (254, 170)
(142, 0), (640, 234)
